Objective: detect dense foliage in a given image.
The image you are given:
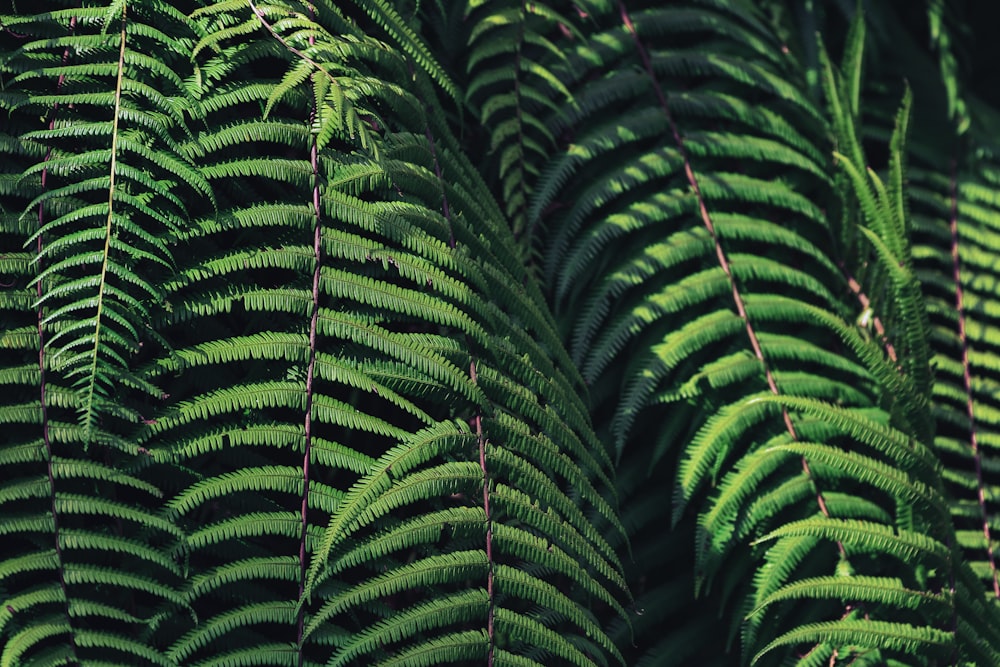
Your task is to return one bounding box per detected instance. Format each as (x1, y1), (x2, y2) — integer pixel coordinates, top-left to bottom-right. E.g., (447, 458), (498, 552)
(3, 0), (1000, 665)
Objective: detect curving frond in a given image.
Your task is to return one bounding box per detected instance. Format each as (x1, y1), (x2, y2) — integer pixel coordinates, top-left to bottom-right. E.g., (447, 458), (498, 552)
(6, 1), (1000, 666)
(4, 3), (207, 443)
(109, 2), (629, 665)
(528, 1), (1000, 664)
(0, 2), (201, 662)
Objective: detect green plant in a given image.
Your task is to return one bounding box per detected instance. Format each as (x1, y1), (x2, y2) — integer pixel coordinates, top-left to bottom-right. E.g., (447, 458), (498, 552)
(2, 1), (1000, 665)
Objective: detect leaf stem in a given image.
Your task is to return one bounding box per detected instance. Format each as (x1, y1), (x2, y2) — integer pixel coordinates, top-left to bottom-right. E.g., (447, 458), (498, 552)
(948, 157), (999, 597)
(297, 18), (323, 663)
(841, 267), (898, 364)
(416, 69), (489, 652)
(617, 0), (845, 562)
(248, 0), (343, 103)
(83, 4), (128, 443)
(470, 360), (495, 667)
(416, 96), (455, 247)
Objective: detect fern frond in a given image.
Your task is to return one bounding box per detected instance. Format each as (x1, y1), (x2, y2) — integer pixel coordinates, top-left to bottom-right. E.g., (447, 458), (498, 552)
(752, 619), (952, 666)
(463, 0), (582, 239)
(748, 575), (951, 620)
(6, 3), (202, 444)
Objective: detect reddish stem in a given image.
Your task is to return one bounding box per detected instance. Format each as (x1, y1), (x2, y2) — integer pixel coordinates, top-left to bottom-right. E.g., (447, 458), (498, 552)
(421, 124), (455, 248)
(296, 19), (323, 665)
(948, 157), (999, 597)
(470, 360), (495, 667)
(617, 1), (842, 553)
(842, 269), (898, 364)
(249, 0), (323, 72)
(414, 74), (492, 657)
